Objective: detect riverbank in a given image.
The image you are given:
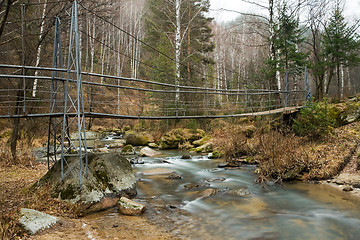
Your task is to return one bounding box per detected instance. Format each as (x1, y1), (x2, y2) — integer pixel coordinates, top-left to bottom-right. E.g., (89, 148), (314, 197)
(0, 163), (177, 239)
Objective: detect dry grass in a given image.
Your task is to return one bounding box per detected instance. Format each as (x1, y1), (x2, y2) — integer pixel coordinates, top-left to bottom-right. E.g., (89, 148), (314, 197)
(210, 117), (360, 184)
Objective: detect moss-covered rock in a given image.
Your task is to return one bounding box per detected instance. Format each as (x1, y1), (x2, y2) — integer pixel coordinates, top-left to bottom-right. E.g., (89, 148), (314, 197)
(121, 145), (135, 155)
(159, 128), (205, 150)
(208, 150), (223, 159)
(148, 142), (158, 148)
(193, 142), (213, 153)
(124, 131), (150, 146)
(179, 141), (194, 150)
(34, 153), (136, 215)
(192, 136), (211, 147)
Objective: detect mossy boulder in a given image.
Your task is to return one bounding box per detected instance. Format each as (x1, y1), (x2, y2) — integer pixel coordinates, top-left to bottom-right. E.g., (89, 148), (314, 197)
(193, 142), (213, 153)
(179, 141), (194, 150)
(121, 145), (136, 155)
(159, 128), (205, 150)
(124, 131), (150, 146)
(208, 150), (223, 159)
(34, 153), (136, 215)
(331, 100), (360, 126)
(192, 136), (212, 147)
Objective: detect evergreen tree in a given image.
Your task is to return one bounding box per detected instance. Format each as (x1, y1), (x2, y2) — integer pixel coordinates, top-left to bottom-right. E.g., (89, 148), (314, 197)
(265, 2), (308, 92)
(144, 0), (214, 114)
(322, 2), (360, 99)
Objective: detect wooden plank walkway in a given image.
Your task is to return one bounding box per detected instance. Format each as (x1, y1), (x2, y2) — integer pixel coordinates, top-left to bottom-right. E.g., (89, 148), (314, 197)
(0, 106), (303, 119)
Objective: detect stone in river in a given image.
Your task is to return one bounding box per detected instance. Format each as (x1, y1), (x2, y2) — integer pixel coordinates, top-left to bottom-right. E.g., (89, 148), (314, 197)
(205, 177), (226, 183)
(227, 188), (250, 197)
(167, 172), (182, 179)
(343, 186), (353, 192)
(139, 146), (161, 157)
(198, 188), (218, 198)
(117, 197), (146, 216)
(181, 154), (192, 159)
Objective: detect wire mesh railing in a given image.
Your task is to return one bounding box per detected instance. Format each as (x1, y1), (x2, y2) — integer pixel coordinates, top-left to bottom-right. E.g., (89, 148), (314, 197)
(0, 63), (306, 119)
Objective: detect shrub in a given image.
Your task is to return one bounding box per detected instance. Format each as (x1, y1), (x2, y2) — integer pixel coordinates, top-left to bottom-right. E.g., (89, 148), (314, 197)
(292, 100), (335, 139)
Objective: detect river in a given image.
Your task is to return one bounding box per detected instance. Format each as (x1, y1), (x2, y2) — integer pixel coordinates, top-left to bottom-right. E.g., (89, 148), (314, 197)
(84, 149), (360, 240)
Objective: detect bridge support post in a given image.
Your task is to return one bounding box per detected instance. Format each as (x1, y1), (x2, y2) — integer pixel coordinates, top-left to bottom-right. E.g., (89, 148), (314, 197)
(283, 69), (289, 108)
(47, 17), (65, 170)
(58, 0), (87, 189)
(304, 66), (311, 102)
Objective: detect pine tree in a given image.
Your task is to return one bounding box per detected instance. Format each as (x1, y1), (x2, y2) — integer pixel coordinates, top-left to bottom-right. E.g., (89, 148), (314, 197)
(265, 1), (307, 92)
(322, 2), (360, 99)
(144, 0), (214, 114)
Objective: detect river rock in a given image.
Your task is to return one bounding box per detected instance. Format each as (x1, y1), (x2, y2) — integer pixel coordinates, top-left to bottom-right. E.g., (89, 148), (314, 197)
(184, 183), (209, 190)
(227, 188), (250, 197)
(130, 157), (145, 164)
(179, 141), (194, 150)
(199, 188), (218, 198)
(139, 147), (161, 157)
(205, 177), (226, 183)
(167, 172), (182, 179)
(125, 131), (150, 146)
(148, 142), (158, 148)
(34, 153), (137, 215)
(194, 142), (213, 153)
(192, 136), (211, 147)
(208, 151), (222, 159)
(97, 147), (110, 153)
(117, 197), (146, 216)
(181, 154), (192, 159)
(108, 139), (126, 149)
(218, 163), (229, 168)
(121, 145), (136, 155)
(343, 186), (353, 192)
(159, 128), (205, 149)
(142, 168), (174, 176)
(19, 208), (58, 234)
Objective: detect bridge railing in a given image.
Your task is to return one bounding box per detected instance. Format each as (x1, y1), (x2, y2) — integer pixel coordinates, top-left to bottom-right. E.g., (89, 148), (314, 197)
(0, 63), (306, 119)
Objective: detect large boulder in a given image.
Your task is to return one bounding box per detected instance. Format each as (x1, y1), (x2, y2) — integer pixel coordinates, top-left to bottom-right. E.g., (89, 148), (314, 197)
(19, 208), (58, 234)
(34, 153), (136, 215)
(139, 147), (161, 157)
(159, 128), (205, 149)
(117, 197), (146, 216)
(124, 131), (150, 146)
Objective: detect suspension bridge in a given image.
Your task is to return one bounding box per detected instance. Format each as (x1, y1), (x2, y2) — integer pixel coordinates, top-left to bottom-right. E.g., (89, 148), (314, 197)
(0, 1), (309, 188)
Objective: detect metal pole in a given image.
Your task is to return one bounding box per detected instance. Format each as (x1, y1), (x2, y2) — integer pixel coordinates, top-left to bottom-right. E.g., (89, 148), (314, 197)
(305, 66), (310, 102)
(284, 69), (289, 108)
(47, 17), (63, 170)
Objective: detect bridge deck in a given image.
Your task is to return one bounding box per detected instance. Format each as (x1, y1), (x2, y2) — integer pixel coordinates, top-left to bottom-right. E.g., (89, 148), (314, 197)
(0, 106), (302, 119)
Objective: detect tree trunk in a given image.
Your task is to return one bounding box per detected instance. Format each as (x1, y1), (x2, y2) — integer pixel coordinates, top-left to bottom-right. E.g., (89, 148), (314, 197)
(175, 0), (181, 108)
(0, 0), (13, 39)
(32, 0), (48, 97)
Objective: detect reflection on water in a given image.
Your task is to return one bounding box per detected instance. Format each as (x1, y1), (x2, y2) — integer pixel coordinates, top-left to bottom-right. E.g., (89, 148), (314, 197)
(90, 150), (360, 240)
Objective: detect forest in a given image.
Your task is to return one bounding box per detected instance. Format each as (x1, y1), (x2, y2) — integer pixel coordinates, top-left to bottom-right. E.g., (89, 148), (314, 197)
(1, 1), (360, 239)
(0, 0), (359, 159)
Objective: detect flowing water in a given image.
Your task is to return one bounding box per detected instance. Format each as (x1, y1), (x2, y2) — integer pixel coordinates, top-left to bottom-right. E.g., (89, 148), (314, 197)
(87, 150), (360, 240)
